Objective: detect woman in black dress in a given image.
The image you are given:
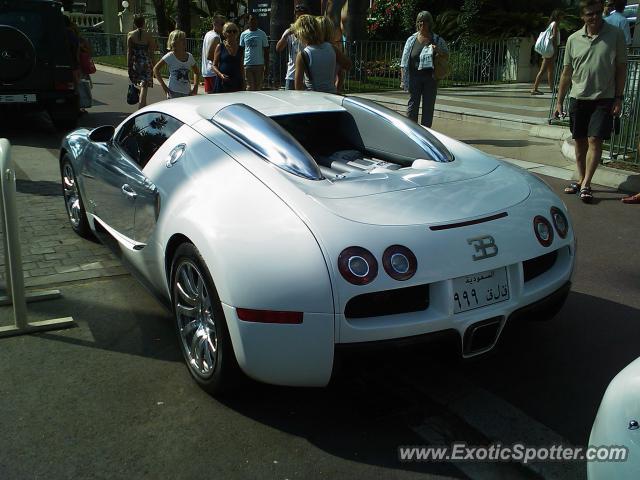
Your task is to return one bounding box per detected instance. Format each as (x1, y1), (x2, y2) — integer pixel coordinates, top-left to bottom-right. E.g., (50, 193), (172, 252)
(212, 22), (244, 93)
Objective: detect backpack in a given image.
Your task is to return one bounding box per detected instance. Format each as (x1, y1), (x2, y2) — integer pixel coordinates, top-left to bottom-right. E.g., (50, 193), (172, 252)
(534, 23), (555, 59)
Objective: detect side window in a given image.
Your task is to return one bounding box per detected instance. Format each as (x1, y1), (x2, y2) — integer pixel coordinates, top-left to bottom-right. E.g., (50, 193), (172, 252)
(116, 112), (183, 169)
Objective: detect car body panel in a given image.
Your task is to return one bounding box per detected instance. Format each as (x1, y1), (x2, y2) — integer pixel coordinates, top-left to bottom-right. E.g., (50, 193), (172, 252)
(61, 92), (576, 387)
(588, 357), (640, 480)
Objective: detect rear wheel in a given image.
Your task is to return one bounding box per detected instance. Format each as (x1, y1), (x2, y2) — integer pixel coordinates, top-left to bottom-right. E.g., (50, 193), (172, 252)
(61, 156), (91, 238)
(171, 243), (240, 395)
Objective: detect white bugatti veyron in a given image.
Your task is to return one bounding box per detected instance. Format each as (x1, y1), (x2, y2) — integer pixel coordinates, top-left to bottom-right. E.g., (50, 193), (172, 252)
(60, 91), (575, 393)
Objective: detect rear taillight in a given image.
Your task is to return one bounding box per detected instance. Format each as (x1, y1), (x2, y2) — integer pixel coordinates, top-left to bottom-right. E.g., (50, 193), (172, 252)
(533, 215), (554, 247)
(550, 207), (568, 238)
(382, 245), (417, 281)
(236, 308), (303, 324)
(338, 246), (378, 285)
(54, 81), (75, 91)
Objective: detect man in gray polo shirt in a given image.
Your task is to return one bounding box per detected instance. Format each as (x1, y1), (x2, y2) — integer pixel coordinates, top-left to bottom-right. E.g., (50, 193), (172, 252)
(555, 0), (627, 203)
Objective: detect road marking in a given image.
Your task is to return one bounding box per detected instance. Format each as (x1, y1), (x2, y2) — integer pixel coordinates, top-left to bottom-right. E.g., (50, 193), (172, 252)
(403, 372), (584, 480)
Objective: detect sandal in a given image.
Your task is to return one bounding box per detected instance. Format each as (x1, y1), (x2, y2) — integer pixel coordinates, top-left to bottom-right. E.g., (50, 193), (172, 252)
(564, 182), (581, 194)
(580, 186), (593, 203)
(530, 90), (544, 95)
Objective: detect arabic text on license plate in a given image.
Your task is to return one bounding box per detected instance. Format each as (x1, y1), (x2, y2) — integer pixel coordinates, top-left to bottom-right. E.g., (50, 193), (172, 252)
(452, 268), (509, 314)
(0, 94), (36, 103)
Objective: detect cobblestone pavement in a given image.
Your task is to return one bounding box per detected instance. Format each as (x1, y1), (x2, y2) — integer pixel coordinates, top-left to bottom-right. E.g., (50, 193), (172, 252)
(0, 158), (127, 289)
(0, 72), (159, 290)
(2, 182), (126, 288)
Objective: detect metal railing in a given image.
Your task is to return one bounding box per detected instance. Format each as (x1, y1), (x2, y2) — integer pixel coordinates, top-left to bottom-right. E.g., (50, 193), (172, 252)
(85, 33), (523, 92)
(549, 46), (640, 166)
(0, 139), (75, 338)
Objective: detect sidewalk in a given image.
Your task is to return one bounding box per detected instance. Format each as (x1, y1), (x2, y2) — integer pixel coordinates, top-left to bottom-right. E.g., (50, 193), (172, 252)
(357, 85), (640, 194)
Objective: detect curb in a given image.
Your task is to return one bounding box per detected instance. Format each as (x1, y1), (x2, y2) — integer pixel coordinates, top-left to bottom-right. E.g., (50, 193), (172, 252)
(561, 138), (640, 193)
(529, 124), (572, 141)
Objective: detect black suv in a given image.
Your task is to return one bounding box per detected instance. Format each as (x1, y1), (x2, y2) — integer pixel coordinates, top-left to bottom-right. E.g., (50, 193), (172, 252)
(0, 0), (78, 130)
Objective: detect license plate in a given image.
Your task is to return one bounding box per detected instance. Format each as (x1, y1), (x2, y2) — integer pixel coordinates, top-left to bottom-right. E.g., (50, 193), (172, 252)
(0, 94), (36, 103)
(452, 268), (509, 314)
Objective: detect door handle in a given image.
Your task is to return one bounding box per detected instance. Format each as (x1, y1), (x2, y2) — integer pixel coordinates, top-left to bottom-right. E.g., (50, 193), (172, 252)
(121, 184), (137, 199)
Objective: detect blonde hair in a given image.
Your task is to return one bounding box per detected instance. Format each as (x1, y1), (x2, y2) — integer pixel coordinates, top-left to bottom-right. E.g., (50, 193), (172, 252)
(316, 15), (335, 44)
(222, 21), (239, 38)
(292, 14), (323, 46)
(167, 29), (186, 50)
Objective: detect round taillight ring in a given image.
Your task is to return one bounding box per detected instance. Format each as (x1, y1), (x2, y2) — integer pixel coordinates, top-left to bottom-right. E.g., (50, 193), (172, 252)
(533, 215), (554, 247)
(338, 247), (378, 285)
(550, 207), (568, 239)
(382, 245), (417, 281)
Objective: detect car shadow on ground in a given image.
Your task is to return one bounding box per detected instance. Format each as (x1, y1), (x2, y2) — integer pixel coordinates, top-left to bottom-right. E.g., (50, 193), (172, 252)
(207, 291), (639, 474)
(2, 279), (637, 477)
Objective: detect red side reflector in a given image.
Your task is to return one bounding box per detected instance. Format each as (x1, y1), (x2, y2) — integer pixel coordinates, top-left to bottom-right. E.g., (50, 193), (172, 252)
(54, 81), (75, 91)
(236, 308), (303, 324)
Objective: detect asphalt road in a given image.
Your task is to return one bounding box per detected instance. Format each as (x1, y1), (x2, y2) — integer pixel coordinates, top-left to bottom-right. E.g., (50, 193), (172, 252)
(0, 71), (639, 480)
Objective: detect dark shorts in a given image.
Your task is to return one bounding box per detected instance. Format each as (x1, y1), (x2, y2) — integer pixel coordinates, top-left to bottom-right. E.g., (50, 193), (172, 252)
(569, 98), (614, 140)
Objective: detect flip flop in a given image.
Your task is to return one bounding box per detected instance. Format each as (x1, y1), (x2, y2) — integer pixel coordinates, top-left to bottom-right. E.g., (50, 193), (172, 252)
(564, 182), (580, 194)
(530, 90), (544, 95)
(580, 187), (593, 203)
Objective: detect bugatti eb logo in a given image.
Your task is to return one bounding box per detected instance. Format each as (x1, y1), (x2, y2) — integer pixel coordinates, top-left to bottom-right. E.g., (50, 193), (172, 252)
(467, 235), (498, 261)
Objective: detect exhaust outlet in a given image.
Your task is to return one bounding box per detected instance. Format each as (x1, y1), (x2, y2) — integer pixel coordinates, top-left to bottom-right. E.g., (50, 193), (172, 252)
(463, 317), (503, 356)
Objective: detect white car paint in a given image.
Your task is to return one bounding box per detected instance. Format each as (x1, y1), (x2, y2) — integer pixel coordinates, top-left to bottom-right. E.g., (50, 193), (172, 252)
(61, 91), (576, 387)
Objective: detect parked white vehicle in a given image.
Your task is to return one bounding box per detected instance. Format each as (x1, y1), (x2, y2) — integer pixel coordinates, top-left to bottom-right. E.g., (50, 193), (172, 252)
(588, 357), (640, 479)
(60, 91), (576, 393)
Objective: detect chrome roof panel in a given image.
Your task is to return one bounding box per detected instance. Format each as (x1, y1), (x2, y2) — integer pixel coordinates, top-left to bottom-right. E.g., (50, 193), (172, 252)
(137, 91), (346, 127)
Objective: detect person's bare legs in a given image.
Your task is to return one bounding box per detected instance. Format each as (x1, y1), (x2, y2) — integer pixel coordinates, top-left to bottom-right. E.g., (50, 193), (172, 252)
(574, 137), (588, 185)
(582, 136), (602, 188)
(546, 60), (555, 93)
(532, 57), (551, 93)
(138, 85), (148, 109)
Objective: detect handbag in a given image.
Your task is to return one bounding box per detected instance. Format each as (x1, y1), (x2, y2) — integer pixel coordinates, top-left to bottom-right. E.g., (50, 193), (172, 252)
(127, 83), (140, 105)
(79, 51), (96, 75)
(77, 77), (92, 108)
(433, 34), (450, 81)
(534, 23), (555, 59)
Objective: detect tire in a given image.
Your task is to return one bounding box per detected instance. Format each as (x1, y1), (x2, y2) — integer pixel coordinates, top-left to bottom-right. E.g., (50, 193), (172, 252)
(0, 26), (35, 83)
(60, 156), (92, 238)
(171, 243), (240, 395)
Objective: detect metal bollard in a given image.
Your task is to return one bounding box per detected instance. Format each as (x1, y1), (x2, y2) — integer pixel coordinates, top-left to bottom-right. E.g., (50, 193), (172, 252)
(0, 139), (75, 337)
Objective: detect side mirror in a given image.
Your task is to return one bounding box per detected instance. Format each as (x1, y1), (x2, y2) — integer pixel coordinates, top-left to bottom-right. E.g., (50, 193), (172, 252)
(89, 125), (115, 143)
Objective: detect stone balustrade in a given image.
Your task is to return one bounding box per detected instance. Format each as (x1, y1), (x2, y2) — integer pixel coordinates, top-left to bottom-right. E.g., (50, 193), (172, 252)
(66, 12), (104, 28)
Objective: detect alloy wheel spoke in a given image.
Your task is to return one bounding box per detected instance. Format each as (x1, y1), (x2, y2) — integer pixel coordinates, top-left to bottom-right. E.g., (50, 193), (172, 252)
(181, 319), (198, 337)
(176, 281), (198, 306)
(176, 303), (198, 318)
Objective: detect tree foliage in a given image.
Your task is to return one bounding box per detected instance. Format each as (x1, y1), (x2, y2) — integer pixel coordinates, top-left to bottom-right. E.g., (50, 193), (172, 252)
(366, 0), (574, 41)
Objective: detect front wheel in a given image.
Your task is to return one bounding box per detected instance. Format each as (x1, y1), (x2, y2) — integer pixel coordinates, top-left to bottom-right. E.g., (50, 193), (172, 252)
(61, 156), (91, 238)
(171, 243), (240, 395)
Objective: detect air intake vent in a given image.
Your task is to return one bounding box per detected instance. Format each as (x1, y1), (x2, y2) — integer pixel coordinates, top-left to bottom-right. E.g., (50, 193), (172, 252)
(523, 250), (558, 282)
(345, 285), (429, 319)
